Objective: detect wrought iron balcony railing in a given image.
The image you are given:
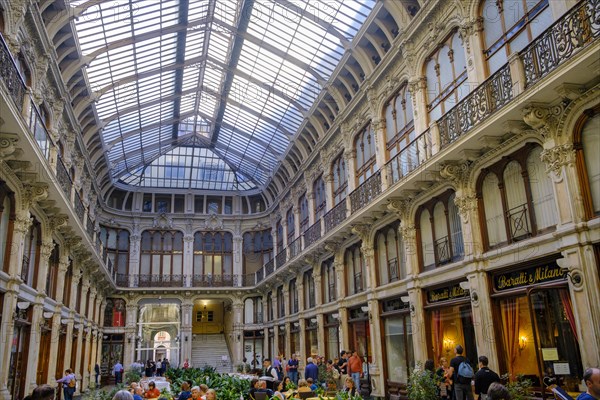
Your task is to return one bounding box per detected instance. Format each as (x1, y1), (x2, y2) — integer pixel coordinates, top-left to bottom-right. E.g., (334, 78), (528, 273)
(266, 258), (275, 275)
(288, 236), (302, 260)
(275, 249), (287, 269)
(434, 236), (452, 265)
(388, 258), (400, 283)
(137, 274), (185, 288)
(74, 193), (85, 221)
(192, 274), (235, 287)
(324, 200), (347, 233)
(350, 170), (382, 213)
(304, 220), (322, 248)
(386, 128), (432, 184)
(507, 204), (532, 241)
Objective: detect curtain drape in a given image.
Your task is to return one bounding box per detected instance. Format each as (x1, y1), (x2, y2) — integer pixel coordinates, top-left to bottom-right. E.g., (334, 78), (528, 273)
(501, 297), (519, 376)
(433, 310), (443, 362)
(559, 289), (579, 342)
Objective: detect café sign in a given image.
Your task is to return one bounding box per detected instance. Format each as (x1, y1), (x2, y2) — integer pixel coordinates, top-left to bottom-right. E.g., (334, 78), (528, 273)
(427, 283), (470, 304)
(493, 262), (566, 291)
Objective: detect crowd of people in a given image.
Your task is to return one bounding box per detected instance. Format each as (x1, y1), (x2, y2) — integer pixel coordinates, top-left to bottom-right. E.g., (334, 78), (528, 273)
(128, 359), (172, 378)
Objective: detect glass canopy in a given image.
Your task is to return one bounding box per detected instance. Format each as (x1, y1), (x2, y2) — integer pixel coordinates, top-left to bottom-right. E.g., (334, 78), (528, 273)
(72, 0), (376, 191)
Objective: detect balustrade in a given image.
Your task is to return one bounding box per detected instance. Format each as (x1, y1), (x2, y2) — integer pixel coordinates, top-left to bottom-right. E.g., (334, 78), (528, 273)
(74, 193), (85, 221)
(386, 129), (432, 184)
(350, 171), (382, 213)
(137, 274), (185, 288)
(275, 249), (287, 270)
(0, 34), (26, 112)
(192, 274), (235, 287)
(303, 220), (321, 248)
(324, 201), (347, 233)
(56, 158), (73, 200)
(288, 237), (302, 260)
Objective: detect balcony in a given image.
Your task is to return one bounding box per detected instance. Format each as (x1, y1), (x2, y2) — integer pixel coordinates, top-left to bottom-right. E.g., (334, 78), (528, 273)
(386, 129), (432, 184)
(288, 236), (302, 260)
(350, 170), (382, 213)
(303, 220), (321, 248)
(434, 236), (452, 265)
(506, 204), (532, 242)
(275, 249), (287, 269)
(324, 200), (347, 233)
(265, 258), (275, 276)
(137, 274), (185, 288)
(192, 274), (236, 287)
(388, 258), (400, 283)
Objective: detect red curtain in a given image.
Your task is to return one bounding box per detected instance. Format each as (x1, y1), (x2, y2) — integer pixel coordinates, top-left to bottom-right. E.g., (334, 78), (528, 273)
(501, 297), (519, 377)
(559, 289), (579, 342)
(433, 310), (443, 362)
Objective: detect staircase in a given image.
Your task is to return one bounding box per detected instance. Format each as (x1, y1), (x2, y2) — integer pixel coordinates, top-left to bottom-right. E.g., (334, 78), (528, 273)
(191, 334), (232, 373)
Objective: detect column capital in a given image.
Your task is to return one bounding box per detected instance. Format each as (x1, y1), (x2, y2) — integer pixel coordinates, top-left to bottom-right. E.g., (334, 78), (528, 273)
(540, 142), (576, 181)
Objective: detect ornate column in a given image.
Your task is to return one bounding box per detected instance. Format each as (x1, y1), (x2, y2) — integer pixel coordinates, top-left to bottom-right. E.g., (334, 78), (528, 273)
(367, 299), (385, 398)
(298, 319), (307, 374)
(297, 278), (305, 313)
(36, 238), (56, 293)
(407, 77), (428, 136)
(285, 322), (292, 360)
(55, 255), (70, 304)
(232, 300), (244, 365)
(316, 313), (326, 358)
(352, 224), (375, 291)
(128, 233), (141, 286)
(181, 301), (193, 364)
(76, 274), (89, 316)
(313, 272), (323, 309)
(370, 117), (389, 189)
(306, 191), (316, 226)
(460, 18), (486, 84)
(408, 288), (427, 363)
(6, 210), (31, 276)
(338, 307), (350, 352)
(334, 258), (346, 299)
(62, 316), (75, 374)
(183, 234), (194, 287)
(124, 303), (138, 367)
(46, 310), (63, 386)
(73, 323), (85, 393)
(89, 329), (99, 388)
(323, 171), (335, 212)
(25, 295), (46, 393)
(232, 235), (243, 286)
(82, 325), (93, 391)
(281, 284), (290, 320)
(343, 149), (357, 193)
(0, 278), (20, 400)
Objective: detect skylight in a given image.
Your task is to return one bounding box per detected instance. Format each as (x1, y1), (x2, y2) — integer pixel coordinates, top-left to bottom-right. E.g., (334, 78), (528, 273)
(71, 0), (376, 191)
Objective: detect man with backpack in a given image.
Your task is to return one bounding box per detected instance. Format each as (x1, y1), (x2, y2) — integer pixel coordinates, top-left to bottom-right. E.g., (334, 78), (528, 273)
(449, 345), (474, 400)
(56, 369), (76, 400)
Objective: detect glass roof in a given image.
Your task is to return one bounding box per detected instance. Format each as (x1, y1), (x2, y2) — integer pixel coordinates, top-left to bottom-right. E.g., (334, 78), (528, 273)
(72, 0), (376, 191)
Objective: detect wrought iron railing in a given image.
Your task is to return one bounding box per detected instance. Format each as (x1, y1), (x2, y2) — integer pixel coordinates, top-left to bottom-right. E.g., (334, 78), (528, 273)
(324, 200), (347, 233)
(56, 157), (72, 199)
(137, 274), (185, 288)
(275, 249), (287, 269)
(192, 274), (235, 287)
(350, 170), (382, 213)
(254, 312), (263, 323)
(116, 273), (129, 287)
(243, 273), (256, 287)
(506, 204), (531, 241)
(353, 272), (363, 294)
(288, 236), (302, 260)
(256, 268), (264, 283)
(434, 236), (451, 264)
(388, 258), (400, 283)
(0, 34), (26, 111)
(20, 255), (30, 282)
(438, 63), (513, 149)
(304, 220), (321, 248)
(74, 193), (85, 221)
(521, 0), (600, 87)
(386, 128), (432, 184)
(87, 217), (95, 239)
(266, 258), (275, 275)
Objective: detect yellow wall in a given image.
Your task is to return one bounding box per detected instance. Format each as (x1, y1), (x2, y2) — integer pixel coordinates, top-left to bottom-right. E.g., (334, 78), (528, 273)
(192, 302), (224, 334)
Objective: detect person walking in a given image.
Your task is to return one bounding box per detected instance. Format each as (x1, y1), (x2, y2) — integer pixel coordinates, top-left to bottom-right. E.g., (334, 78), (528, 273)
(113, 361), (124, 384)
(348, 351), (363, 391)
(304, 357), (319, 383)
(474, 356), (500, 400)
(287, 354), (299, 385)
(56, 369), (76, 400)
(449, 345), (474, 400)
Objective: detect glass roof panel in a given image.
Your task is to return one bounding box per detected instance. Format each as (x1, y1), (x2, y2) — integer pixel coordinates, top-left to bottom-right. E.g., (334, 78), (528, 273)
(72, 0), (376, 191)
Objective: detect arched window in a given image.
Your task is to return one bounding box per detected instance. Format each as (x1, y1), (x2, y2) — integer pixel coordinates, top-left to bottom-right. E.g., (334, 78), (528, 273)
(277, 286), (285, 318)
(375, 221), (406, 285)
(425, 30), (468, 122)
(286, 208), (295, 242)
(21, 218), (40, 288)
(243, 230), (273, 274)
(299, 194), (309, 233)
(355, 124), (377, 184)
(244, 297), (263, 324)
(192, 231), (233, 285)
(345, 242), (365, 295)
(99, 226), (130, 280)
(304, 269), (315, 309)
(314, 175), (326, 220)
(385, 83), (415, 158)
(574, 109), (600, 219)
(0, 185), (15, 273)
(14, 54), (31, 86)
(46, 244), (59, 299)
(289, 279), (298, 314)
(332, 154), (347, 205)
(276, 219), (283, 250)
(267, 291), (273, 321)
(478, 143), (557, 249)
(321, 258), (336, 303)
(481, 0), (552, 74)
(139, 230), (184, 285)
(417, 190), (464, 271)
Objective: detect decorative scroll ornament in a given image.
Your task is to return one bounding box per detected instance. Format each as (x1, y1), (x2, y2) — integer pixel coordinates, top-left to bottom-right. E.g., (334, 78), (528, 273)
(439, 161), (473, 189)
(13, 213), (33, 235)
(22, 183), (49, 206)
(540, 143), (576, 181)
(0, 132), (20, 159)
(522, 103), (566, 140)
(48, 214), (69, 232)
(387, 197), (413, 220)
(351, 223), (371, 242)
(153, 213), (173, 229)
(204, 213), (223, 231)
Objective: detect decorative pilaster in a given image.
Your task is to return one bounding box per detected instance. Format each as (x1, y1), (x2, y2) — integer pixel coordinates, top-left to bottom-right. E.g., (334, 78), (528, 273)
(74, 323), (85, 393)
(82, 326), (93, 391)
(181, 302), (193, 364)
(232, 300), (244, 366)
(232, 235), (243, 285)
(338, 307), (350, 352)
(367, 299), (384, 398)
(0, 281), (21, 400)
(24, 297), (45, 393)
(36, 238), (56, 293)
(46, 311), (63, 386)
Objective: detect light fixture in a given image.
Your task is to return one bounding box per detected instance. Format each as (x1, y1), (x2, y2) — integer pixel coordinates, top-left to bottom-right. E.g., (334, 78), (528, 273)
(400, 296), (410, 303)
(293, 322), (299, 327)
(361, 306), (369, 313)
(518, 336), (528, 352)
(459, 281), (470, 290)
(17, 301), (31, 310)
(443, 338), (454, 353)
(60, 318), (69, 325)
(332, 313), (339, 320)
(43, 311), (54, 319)
(310, 318), (317, 324)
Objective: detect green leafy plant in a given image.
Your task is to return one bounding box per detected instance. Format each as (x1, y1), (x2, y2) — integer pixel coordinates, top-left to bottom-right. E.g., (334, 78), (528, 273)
(163, 367), (250, 400)
(500, 373), (533, 400)
(124, 368), (142, 384)
(407, 363), (439, 400)
(285, 382), (297, 391)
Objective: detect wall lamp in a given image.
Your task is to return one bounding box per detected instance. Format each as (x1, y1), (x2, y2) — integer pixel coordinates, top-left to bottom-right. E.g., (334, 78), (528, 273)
(360, 306), (369, 313)
(310, 318), (317, 324)
(43, 311), (54, 319)
(518, 335), (528, 353)
(332, 313), (339, 320)
(459, 281), (479, 303)
(293, 322), (300, 327)
(400, 296), (416, 314)
(14, 301), (30, 320)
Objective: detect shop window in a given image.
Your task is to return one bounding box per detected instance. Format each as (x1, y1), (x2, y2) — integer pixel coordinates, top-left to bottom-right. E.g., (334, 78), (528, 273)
(332, 154), (347, 205)
(355, 123), (377, 185)
(314, 175), (327, 220)
(384, 314), (414, 384)
(104, 298), (126, 327)
(345, 242), (366, 295)
(321, 258), (336, 303)
(496, 288), (582, 389)
(376, 221), (407, 285)
(0, 186), (14, 273)
(574, 108), (600, 219)
(299, 193), (309, 233)
(481, 0), (552, 74)
(417, 190), (464, 271)
(477, 143), (557, 250)
(425, 30), (468, 122)
(429, 304), (478, 369)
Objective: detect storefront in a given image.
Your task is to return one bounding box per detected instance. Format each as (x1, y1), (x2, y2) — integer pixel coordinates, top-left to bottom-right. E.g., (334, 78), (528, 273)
(290, 322), (300, 356)
(381, 296), (414, 393)
(426, 282), (477, 367)
(305, 318), (318, 358)
(491, 258), (583, 392)
(348, 306), (371, 364)
(278, 324), (285, 356)
(8, 303), (31, 400)
(243, 330), (264, 370)
(101, 333), (123, 384)
(324, 313), (339, 361)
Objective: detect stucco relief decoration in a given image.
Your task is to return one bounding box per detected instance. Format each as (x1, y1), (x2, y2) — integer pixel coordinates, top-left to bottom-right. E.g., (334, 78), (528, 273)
(453, 194), (478, 224)
(522, 102), (566, 141)
(540, 143), (576, 181)
(153, 213), (173, 229)
(204, 213), (224, 231)
(0, 132), (20, 158)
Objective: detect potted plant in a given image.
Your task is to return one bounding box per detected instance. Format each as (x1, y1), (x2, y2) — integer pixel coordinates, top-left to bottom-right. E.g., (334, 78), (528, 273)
(500, 374), (533, 400)
(407, 363), (439, 400)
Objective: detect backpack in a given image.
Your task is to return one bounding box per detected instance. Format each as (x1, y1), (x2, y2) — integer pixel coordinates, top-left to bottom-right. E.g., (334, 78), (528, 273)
(457, 361), (474, 384)
(68, 378), (76, 388)
(331, 368), (340, 380)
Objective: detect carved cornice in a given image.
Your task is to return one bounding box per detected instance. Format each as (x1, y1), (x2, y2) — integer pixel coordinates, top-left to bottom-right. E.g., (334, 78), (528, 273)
(0, 133), (20, 159)
(22, 182), (49, 206)
(351, 223), (372, 242)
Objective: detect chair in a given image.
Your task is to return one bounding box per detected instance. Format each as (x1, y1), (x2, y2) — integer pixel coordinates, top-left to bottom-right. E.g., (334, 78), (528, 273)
(298, 391), (316, 399)
(252, 392), (268, 400)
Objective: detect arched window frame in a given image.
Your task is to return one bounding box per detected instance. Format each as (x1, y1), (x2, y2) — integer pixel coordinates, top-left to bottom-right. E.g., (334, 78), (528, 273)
(385, 83), (415, 159)
(332, 153), (347, 205)
(192, 231), (233, 282)
(313, 175), (326, 220)
(21, 218), (41, 288)
(354, 123), (377, 185)
(242, 230), (273, 274)
(321, 258), (336, 303)
(99, 226), (130, 278)
(140, 230), (184, 279)
(476, 143), (557, 250)
(416, 190), (464, 271)
(424, 29), (468, 122)
(277, 285), (285, 318)
(375, 221), (406, 285)
(573, 106), (600, 220)
(345, 242), (365, 295)
(303, 269), (315, 309)
(299, 193), (309, 233)
(276, 218), (284, 250)
(289, 279), (298, 314)
(286, 207), (295, 241)
(480, 0), (552, 75)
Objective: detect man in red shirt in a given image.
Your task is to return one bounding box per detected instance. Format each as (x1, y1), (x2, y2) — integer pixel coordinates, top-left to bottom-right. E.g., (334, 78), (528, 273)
(347, 351), (363, 391)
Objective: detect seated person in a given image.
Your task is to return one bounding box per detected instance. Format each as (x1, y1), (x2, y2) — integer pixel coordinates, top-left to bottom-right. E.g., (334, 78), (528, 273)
(273, 381), (286, 400)
(342, 377), (359, 397)
(296, 380), (312, 397)
(133, 387), (144, 400)
(190, 386), (201, 400)
(178, 382), (192, 400)
(248, 379), (260, 400)
(205, 389), (217, 400)
(306, 379), (318, 392)
(257, 381), (274, 398)
(145, 382), (161, 399)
